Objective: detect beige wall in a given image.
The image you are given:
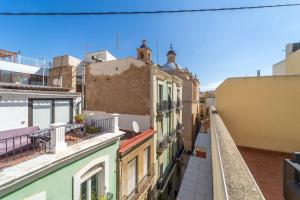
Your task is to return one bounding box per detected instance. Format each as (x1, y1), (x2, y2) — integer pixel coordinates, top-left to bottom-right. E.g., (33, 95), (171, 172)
(216, 76), (300, 153)
(49, 66), (76, 91)
(85, 58), (151, 115)
(286, 49), (300, 75)
(272, 49), (300, 75)
(173, 71), (199, 151)
(119, 136), (155, 199)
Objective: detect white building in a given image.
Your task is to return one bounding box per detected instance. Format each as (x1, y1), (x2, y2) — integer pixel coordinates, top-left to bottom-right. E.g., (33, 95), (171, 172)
(0, 49), (51, 86)
(0, 83), (81, 131)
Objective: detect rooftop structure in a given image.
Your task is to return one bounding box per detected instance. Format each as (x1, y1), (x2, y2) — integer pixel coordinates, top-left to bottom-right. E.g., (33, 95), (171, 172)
(160, 45), (200, 152)
(0, 114), (124, 200)
(273, 43), (300, 76)
(0, 49), (51, 86)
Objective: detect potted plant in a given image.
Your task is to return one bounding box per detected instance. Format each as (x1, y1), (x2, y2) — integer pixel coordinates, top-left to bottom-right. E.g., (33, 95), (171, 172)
(74, 114), (85, 124)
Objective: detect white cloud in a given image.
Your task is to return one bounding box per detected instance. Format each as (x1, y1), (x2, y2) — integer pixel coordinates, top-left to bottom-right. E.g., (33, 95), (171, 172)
(201, 80), (223, 92)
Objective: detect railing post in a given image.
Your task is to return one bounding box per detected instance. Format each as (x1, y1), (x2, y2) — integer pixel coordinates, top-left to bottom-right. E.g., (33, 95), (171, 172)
(50, 122), (67, 153)
(111, 113), (120, 133)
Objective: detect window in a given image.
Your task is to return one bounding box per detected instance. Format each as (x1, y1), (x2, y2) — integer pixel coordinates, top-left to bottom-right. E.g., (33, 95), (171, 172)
(29, 74), (44, 85)
(168, 86), (172, 100)
(30, 99), (73, 129)
(160, 163), (163, 178)
(0, 70), (11, 83)
(158, 84), (163, 103)
(32, 100), (53, 129)
(54, 100), (71, 124)
(127, 157), (137, 195)
(143, 147), (150, 176)
(12, 72), (22, 83)
(140, 52), (144, 59)
(80, 173), (99, 200)
(74, 156), (108, 200)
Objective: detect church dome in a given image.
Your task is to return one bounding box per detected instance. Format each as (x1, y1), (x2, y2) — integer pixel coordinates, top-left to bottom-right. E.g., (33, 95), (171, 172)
(167, 49), (176, 56)
(161, 62), (181, 70)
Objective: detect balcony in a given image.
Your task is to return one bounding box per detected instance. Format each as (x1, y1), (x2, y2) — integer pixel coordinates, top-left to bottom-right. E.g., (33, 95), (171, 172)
(176, 123), (183, 135)
(157, 136), (169, 154)
(0, 118), (114, 169)
(156, 100), (174, 115)
(157, 157), (177, 191)
(123, 163), (155, 200)
(0, 54), (52, 68)
(176, 100), (183, 111)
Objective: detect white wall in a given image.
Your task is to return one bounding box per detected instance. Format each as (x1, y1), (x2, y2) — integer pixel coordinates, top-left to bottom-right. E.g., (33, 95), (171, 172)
(206, 97), (216, 107)
(84, 50), (117, 63)
(83, 111), (150, 132)
(0, 60), (49, 76)
(0, 91), (81, 131)
(272, 60), (286, 75)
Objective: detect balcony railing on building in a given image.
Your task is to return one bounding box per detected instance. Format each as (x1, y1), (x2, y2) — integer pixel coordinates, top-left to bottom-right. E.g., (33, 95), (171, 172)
(176, 100), (183, 111)
(0, 118), (114, 169)
(157, 135), (169, 154)
(157, 157), (177, 191)
(176, 123), (183, 135)
(123, 163), (155, 200)
(0, 54), (52, 68)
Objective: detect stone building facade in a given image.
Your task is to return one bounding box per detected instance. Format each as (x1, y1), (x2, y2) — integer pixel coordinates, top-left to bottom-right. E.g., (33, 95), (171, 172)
(160, 45), (200, 152)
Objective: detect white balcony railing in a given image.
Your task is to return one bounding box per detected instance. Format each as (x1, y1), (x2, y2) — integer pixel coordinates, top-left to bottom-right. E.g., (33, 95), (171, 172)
(0, 55), (52, 68)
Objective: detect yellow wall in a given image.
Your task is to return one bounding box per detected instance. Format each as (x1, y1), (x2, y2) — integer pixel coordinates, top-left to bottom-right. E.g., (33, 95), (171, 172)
(286, 50), (300, 75)
(216, 76), (300, 153)
(119, 136), (155, 199)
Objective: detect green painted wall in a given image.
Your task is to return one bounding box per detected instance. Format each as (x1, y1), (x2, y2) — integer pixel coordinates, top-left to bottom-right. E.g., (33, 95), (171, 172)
(1, 141), (119, 200)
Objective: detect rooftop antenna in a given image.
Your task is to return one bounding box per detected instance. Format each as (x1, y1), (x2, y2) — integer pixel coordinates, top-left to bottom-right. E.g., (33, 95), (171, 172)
(156, 37), (159, 64)
(116, 33), (119, 50)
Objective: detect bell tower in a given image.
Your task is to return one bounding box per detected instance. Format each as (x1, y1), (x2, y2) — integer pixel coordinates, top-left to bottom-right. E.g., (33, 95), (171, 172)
(167, 44), (176, 64)
(137, 40), (152, 61)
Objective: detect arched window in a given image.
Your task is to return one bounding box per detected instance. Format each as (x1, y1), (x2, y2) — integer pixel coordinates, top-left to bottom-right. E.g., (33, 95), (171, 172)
(73, 156), (109, 200)
(140, 52), (144, 59)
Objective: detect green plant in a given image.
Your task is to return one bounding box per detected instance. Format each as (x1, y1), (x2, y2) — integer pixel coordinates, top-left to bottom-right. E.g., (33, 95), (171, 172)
(85, 125), (101, 134)
(74, 114), (85, 123)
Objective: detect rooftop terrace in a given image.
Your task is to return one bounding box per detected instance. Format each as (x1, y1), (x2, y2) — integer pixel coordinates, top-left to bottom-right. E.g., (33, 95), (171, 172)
(0, 118), (117, 170)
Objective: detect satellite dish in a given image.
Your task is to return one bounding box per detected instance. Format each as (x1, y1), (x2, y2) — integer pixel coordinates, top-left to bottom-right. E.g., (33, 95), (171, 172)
(53, 78), (60, 86)
(132, 121), (140, 133)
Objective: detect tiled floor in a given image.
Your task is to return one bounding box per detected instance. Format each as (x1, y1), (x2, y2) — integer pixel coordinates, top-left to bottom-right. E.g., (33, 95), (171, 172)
(238, 147), (291, 200)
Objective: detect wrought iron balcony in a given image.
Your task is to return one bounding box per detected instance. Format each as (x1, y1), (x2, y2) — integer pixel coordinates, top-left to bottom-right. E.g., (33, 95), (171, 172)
(176, 123), (184, 135)
(157, 100), (175, 114)
(157, 136), (169, 154)
(176, 100), (183, 110)
(176, 145), (185, 160)
(157, 157), (177, 191)
(169, 129), (177, 141)
(123, 163), (155, 200)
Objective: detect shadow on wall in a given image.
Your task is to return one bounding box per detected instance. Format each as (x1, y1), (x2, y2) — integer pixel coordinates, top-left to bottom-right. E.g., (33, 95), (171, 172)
(83, 110), (151, 132)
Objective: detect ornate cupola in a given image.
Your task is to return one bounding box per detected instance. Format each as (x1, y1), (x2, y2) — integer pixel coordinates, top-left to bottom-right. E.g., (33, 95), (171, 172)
(167, 44), (176, 64)
(137, 40), (152, 61)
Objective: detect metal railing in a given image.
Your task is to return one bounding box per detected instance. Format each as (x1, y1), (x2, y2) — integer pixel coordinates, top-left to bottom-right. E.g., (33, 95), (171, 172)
(123, 163), (155, 200)
(0, 128), (52, 166)
(0, 118), (114, 169)
(0, 55), (52, 68)
(157, 136), (169, 154)
(157, 158), (177, 190)
(64, 118), (114, 144)
(176, 100), (183, 109)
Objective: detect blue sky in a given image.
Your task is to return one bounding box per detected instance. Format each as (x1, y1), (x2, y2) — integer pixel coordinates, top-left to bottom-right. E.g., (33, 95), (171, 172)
(0, 0), (300, 91)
